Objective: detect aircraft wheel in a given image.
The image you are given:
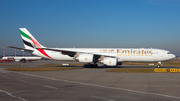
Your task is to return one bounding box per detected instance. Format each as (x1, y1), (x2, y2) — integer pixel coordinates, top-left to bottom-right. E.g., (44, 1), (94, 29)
(83, 64), (88, 68)
(157, 65), (160, 68)
(83, 64), (98, 68)
(20, 58), (27, 63)
(88, 64), (93, 68)
(94, 64), (98, 68)
(157, 62), (161, 68)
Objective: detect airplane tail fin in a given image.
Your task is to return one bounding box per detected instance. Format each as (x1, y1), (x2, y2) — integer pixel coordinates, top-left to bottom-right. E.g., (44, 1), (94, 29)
(19, 28), (52, 59)
(19, 28), (45, 50)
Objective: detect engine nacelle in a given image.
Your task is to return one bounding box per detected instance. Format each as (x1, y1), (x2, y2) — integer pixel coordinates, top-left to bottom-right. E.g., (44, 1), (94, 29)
(75, 54), (94, 63)
(101, 57), (117, 66)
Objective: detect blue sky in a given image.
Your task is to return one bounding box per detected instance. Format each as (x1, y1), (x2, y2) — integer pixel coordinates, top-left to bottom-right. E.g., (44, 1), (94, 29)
(0, 0), (180, 56)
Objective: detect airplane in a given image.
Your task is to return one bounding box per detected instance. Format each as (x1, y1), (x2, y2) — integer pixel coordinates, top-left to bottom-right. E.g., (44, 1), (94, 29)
(1, 56), (42, 63)
(6, 28), (176, 68)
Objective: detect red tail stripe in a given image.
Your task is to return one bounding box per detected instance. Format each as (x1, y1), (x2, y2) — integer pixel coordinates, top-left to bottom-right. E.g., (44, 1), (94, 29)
(29, 36), (42, 48)
(38, 49), (52, 59)
(29, 36), (52, 59)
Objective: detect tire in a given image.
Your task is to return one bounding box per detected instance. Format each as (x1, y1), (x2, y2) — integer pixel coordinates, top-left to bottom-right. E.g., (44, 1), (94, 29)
(157, 65), (160, 68)
(20, 58), (26, 63)
(94, 64), (98, 68)
(83, 64), (87, 68)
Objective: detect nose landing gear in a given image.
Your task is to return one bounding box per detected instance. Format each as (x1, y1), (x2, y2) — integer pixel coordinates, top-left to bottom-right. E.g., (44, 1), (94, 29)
(157, 62), (161, 68)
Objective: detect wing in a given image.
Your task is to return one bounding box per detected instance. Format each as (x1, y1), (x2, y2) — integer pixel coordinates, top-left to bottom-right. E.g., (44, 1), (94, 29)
(41, 47), (117, 59)
(5, 46), (33, 53)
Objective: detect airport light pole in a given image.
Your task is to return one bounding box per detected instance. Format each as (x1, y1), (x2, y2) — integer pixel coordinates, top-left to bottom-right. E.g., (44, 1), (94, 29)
(3, 45), (5, 57)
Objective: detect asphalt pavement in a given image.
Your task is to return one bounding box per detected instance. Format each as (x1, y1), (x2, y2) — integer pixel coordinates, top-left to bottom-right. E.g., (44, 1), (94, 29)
(0, 60), (180, 101)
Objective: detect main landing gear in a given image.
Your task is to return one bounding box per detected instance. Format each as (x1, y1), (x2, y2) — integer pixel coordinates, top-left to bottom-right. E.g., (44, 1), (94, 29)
(20, 58), (27, 63)
(157, 62), (161, 68)
(83, 63), (98, 68)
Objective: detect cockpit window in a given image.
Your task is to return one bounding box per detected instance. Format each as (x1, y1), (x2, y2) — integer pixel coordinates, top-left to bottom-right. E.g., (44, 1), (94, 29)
(167, 52), (171, 54)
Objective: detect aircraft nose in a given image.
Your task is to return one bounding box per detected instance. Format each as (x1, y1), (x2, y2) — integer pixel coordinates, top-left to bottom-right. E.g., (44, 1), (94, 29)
(172, 54), (176, 59)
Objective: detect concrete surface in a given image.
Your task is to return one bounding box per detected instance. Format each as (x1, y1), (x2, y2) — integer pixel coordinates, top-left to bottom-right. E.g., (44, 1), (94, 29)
(0, 60), (180, 101)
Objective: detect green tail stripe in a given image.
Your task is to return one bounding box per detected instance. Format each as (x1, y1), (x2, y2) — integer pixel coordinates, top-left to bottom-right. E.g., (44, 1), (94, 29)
(19, 29), (31, 40)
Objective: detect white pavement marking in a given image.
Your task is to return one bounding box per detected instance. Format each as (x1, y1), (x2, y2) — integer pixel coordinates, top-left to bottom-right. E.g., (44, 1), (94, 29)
(19, 80), (27, 83)
(4, 91), (16, 98)
(0, 68), (9, 73)
(0, 89), (27, 101)
(12, 71), (180, 100)
(17, 97), (27, 101)
(44, 85), (58, 89)
(92, 96), (115, 101)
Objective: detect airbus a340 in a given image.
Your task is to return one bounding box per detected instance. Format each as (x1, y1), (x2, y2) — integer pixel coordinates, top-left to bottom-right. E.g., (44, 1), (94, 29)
(7, 28), (175, 68)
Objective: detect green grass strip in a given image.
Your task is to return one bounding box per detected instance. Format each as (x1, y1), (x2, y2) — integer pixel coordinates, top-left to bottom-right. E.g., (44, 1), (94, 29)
(107, 68), (157, 73)
(0, 65), (20, 67)
(40, 64), (84, 67)
(5, 67), (82, 71)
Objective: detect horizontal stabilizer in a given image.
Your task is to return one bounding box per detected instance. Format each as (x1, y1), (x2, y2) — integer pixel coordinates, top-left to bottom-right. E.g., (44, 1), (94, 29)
(5, 46), (33, 53)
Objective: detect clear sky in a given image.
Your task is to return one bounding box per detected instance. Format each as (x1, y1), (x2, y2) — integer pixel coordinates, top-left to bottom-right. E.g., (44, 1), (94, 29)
(0, 0), (180, 56)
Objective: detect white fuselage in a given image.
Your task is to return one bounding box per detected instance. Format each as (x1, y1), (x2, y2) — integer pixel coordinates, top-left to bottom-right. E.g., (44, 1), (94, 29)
(32, 48), (175, 62)
(1, 56), (42, 62)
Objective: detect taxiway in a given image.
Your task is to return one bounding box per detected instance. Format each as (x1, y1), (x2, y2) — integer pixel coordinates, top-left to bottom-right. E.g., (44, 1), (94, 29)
(0, 60), (180, 101)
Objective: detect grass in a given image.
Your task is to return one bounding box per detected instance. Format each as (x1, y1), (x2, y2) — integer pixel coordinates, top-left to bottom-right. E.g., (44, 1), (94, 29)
(4, 63), (84, 72)
(3, 61), (180, 72)
(107, 68), (180, 73)
(106, 68), (155, 73)
(40, 64), (84, 67)
(5, 67), (83, 71)
(107, 61), (180, 73)
(123, 61), (180, 67)
(0, 65), (20, 67)
(162, 61), (180, 66)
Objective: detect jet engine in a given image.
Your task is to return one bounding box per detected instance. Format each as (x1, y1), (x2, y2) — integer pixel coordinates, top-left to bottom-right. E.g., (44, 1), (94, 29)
(75, 54), (94, 63)
(100, 57), (117, 66)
